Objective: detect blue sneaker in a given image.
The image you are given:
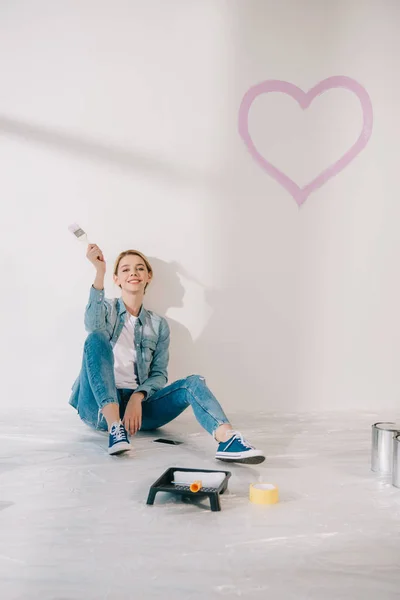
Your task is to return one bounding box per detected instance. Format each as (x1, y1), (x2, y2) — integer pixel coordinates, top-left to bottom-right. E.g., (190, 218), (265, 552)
(215, 431), (265, 464)
(108, 421), (131, 455)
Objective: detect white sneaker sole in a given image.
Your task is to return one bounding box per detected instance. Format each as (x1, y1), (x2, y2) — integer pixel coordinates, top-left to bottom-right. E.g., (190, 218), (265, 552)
(215, 450), (265, 465)
(108, 441), (131, 455)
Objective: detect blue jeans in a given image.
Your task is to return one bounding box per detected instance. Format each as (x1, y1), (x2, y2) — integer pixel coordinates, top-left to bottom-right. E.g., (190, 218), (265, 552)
(76, 331), (230, 435)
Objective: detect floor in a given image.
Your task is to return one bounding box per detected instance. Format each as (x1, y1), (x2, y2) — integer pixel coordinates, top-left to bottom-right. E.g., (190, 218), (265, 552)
(1, 408), (400, 600)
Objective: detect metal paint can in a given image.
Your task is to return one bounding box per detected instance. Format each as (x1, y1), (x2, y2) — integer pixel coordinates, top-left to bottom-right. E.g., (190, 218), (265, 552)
(392, 434), (400, 488)
(371, 422), (400, 474)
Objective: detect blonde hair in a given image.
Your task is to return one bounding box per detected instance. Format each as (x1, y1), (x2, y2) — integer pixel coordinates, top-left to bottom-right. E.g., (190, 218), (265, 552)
(113, 250), (153, 292)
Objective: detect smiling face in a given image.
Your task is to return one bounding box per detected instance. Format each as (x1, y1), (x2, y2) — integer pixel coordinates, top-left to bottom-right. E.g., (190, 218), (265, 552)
(113, 251), (153, 295)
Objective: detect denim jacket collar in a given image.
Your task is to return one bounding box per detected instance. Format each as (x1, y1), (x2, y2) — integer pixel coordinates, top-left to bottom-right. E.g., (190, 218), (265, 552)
(117, 297), (148, 325)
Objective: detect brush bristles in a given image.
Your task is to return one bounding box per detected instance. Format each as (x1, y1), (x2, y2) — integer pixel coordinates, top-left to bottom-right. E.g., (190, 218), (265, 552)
(68, 223), (86, 238)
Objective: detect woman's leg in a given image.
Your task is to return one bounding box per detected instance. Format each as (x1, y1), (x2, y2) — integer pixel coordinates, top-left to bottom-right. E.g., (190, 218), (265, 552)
(140, 375), (265, 464)
(140, 375), (230, 436)
(76, 331), (121, 431)
(77, 332), (131, 455)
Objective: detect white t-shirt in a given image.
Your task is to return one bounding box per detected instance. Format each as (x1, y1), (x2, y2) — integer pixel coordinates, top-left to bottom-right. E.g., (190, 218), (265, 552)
(113, 314), (138, 389)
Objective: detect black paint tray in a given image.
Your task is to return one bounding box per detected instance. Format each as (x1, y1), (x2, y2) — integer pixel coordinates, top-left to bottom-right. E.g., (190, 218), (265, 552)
(146, 467), (232, 512)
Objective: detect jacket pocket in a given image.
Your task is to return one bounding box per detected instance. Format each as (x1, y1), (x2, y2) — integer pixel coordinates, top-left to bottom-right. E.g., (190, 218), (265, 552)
(141, 338), (157, 363)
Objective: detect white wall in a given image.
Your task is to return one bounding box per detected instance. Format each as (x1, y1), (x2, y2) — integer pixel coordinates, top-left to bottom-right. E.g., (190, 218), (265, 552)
(1, 0), (399, 413)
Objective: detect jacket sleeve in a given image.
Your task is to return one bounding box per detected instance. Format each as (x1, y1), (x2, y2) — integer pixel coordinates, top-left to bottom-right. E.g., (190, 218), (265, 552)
(136, 318), (170, 398)
(84, 286), (110, 333)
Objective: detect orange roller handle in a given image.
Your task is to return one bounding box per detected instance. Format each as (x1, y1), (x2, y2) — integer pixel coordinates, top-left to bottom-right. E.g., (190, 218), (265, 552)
(190, 480), (202, 493)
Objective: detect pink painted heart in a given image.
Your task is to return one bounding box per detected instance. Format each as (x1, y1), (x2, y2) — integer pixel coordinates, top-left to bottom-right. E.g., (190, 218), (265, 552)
(238, 76), (373, 206)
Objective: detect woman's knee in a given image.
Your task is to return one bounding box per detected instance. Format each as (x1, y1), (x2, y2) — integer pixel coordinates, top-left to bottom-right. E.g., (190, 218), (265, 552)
(185, 374), (206, 389)
(84, 330), (111, 352)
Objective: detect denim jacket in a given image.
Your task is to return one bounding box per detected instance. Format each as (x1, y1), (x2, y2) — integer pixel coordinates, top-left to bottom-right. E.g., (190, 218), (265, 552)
(69, 286), (170, 408)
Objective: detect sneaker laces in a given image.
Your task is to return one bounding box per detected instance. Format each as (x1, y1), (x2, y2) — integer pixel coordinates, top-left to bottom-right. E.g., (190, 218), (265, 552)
(225, 430), (254, 449)
(111, 422), (127, 442)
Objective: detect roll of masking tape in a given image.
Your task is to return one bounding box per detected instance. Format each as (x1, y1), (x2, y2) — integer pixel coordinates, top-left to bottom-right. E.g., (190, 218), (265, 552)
(249, 483), (279, 505)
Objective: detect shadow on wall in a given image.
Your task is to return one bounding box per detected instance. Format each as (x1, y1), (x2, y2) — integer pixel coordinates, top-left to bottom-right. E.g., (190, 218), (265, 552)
(145, 257), (196, 383)
(145, 257), (254, 406)
(0, 115), (213, 188)
(145, 255), (297, 410)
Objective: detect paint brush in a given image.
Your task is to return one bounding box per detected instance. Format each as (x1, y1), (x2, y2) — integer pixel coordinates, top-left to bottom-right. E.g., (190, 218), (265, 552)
(68, 223), (89, 243)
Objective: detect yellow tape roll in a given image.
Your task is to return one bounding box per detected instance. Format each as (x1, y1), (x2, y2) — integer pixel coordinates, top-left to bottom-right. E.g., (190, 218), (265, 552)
(249, 483), (279, 505)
